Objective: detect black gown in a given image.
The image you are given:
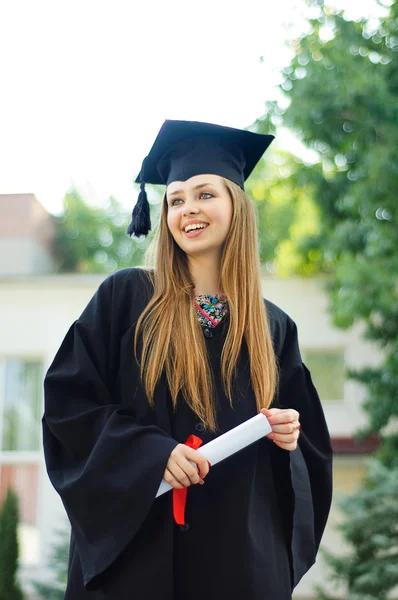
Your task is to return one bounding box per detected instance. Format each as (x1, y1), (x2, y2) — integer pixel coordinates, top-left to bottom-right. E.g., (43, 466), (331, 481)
(43, 267), (333, 600)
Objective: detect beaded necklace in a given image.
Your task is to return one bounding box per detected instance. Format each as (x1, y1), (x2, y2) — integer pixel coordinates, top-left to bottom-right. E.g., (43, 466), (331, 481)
(194, 294), (229, 328)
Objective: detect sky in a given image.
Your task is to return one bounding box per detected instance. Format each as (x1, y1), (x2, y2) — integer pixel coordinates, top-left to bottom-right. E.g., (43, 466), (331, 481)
(0, 0), (386, 214)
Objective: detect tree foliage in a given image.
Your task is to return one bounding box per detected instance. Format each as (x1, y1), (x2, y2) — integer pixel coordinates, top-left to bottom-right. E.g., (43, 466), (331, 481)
(51, 188), (161, 273)
(32, 527), (69, 600)
(315, 460), (398, 600)
(255, 0), (398, 456)
(246, 151), (322, 274)
(252, 1), (398, 598)
(0, 488), (24, 600)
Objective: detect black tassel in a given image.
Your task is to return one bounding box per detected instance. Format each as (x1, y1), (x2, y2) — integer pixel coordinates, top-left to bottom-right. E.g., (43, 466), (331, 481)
(127, 181), (151, 238)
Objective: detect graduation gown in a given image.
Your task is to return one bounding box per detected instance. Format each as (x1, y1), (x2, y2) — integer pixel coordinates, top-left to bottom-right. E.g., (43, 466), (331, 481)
(43, 267), (333, 600)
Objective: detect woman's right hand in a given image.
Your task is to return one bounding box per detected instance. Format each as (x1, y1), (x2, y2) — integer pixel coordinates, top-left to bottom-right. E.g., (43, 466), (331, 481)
(164, 444), (210, 489)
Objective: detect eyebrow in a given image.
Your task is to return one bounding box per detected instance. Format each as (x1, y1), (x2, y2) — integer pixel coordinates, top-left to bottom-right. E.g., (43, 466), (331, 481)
(167, 183), (216, 197)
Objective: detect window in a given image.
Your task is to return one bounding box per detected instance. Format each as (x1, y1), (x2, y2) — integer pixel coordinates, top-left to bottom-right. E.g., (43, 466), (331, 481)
(0, 357), (43, 564)
(301, 349), (345, 402)
(1, 359), (42, 451)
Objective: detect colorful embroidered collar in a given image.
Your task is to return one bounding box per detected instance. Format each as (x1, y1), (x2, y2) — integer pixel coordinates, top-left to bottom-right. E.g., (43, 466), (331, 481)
(194, 294), (229, 328)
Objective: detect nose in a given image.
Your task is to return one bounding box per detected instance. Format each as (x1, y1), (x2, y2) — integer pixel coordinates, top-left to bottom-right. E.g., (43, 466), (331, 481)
(182, 200), (200, 216)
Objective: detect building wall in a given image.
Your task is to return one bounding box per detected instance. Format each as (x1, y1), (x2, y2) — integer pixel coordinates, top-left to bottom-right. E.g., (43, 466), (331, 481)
(0, 272), (382, 597)
(0, 193), (53, 239)
(0, 238), (55, 275)
(0, 193), (55, 276)
(261, 275), (381, 437)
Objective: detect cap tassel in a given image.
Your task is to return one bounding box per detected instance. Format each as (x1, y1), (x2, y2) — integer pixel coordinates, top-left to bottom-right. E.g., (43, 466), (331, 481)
(127, 181), (151, 238)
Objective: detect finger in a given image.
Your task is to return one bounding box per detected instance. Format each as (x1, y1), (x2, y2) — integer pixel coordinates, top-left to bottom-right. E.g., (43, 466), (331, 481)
(183, 447), (207, 464)
(196, 457), (210, 479)
(269, 422), (300, 435)
(164, 468), (185, 489)
(168, 462), (195, 486)
(270, 430), (300, 443)
(261, 408), (283, 417)
(266, 409), (298, 425)
(261, 408), (300, 421)
(176, 459), (202, 485)
(180, 449), (210, 480)
(168, 467), (204, 486)
(273, 439), (298, 451)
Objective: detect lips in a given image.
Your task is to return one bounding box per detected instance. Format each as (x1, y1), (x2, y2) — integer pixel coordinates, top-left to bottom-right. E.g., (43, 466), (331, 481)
(183, 224), (209, 238)
(182, 221), (209, 233)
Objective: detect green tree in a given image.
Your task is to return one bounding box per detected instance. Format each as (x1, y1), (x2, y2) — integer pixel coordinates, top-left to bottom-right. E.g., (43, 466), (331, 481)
(316, 461), (398, 600)
(252, 1), (398, 598)
(32, 527), (69, 600)
(52, 187), (162, 273)
(0, 489), (24, 600)
(246, 150), (322, 274)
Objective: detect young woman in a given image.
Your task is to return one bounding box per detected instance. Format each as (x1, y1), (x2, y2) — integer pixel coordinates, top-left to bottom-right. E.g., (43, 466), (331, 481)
(43, 120), (333, 600)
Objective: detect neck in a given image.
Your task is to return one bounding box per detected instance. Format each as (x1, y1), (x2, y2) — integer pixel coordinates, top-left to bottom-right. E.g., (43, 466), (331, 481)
(187, 254), (223, 296)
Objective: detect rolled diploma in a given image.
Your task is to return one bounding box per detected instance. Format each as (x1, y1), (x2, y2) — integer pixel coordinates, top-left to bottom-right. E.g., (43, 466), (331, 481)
(156, 412), (272, 497)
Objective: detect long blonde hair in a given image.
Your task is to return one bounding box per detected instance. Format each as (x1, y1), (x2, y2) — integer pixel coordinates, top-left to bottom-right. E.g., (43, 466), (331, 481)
(134, 177), (278, 432)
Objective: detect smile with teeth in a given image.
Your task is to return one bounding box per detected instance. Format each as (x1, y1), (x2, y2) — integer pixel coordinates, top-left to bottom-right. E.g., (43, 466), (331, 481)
(184, 223), (209, 233)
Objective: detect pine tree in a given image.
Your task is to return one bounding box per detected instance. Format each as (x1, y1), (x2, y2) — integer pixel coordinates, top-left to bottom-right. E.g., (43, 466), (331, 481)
(315, 460), (398, 600)
(0, 488), (24, 600)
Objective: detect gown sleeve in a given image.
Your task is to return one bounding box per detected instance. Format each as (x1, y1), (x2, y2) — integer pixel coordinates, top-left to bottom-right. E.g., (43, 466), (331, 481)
(269, 315), (333, 588)
(42, 272), (178, 589)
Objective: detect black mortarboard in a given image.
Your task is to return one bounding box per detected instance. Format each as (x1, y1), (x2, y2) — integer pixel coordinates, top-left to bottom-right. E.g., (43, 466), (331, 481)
(127, 120), (274, 237)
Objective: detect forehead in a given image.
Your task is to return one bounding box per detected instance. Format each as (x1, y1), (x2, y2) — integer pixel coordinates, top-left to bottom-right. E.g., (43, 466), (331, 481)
(166, 174), (222, 196)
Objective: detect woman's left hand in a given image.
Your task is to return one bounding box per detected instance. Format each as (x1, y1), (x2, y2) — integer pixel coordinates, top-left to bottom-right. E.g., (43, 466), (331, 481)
(260, 408), (300, 451)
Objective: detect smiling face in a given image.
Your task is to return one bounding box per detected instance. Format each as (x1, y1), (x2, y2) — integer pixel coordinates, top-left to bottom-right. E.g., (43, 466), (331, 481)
(166, 174), (233, 259)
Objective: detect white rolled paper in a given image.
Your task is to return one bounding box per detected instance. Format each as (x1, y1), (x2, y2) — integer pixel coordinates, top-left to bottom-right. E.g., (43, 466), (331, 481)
(156, 412), (272, 497)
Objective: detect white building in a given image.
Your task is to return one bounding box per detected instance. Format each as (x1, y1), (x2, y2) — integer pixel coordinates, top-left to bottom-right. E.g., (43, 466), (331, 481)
(0, 193), (381, 598)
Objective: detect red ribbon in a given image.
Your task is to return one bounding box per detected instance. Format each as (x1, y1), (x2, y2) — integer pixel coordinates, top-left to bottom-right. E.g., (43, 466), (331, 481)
(173, 434), (203, 525)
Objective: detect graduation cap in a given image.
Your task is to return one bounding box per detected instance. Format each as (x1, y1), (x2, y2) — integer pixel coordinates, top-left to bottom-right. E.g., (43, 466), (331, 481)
(127, 120), (274, 237)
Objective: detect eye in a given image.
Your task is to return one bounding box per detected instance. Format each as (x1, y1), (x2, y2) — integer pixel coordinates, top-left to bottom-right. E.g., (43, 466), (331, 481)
(169, 192), (213, 206)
